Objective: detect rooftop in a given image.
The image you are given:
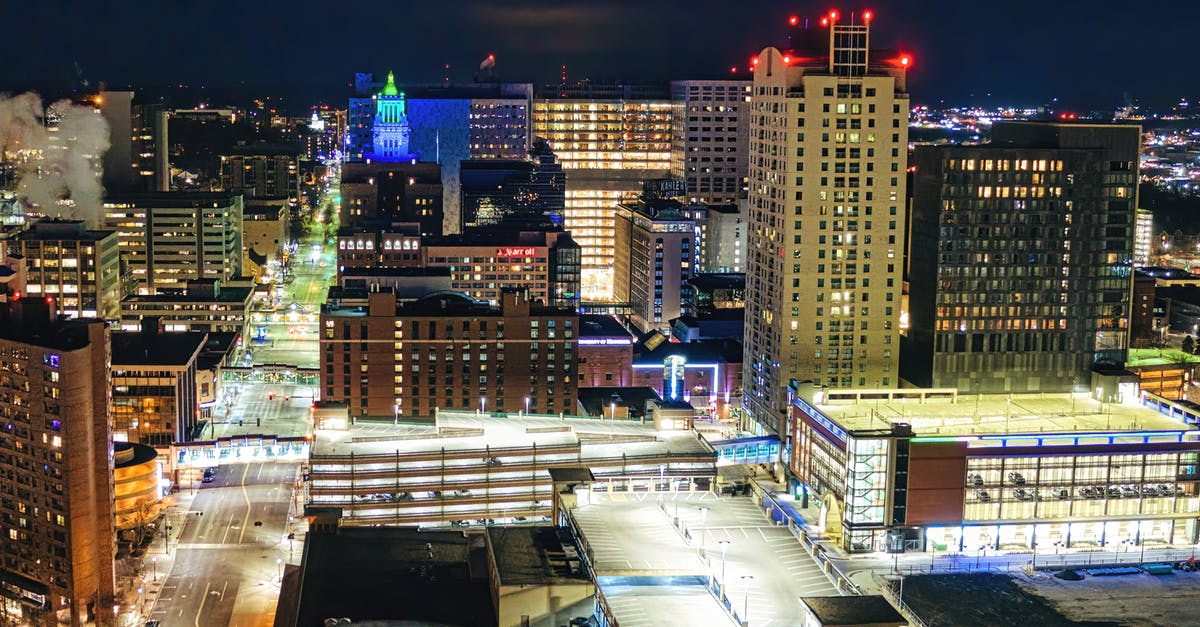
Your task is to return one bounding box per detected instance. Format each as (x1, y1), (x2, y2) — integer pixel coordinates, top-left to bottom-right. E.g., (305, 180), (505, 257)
(294, 527), (493, 627)
(111, 330), (207, 367)
(634, 337), (743, 364)
(488, 526), (591, 586)
(577, 387), (663, 418)
(103, 191), (242, 207)
(688, 273), (745, 291)
(578, 314), (634, 340)
(121, 286), (253, 304)
(810, 390), (1196, 438)
(801, 595), (906, 626)
(311, 410), (708, 460)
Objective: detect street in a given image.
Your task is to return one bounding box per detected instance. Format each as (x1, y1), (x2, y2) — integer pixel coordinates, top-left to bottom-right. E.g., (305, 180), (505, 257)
(244, 190), (338, 370)
(144, 462), (301, 627)
(210, 383), (317, 440)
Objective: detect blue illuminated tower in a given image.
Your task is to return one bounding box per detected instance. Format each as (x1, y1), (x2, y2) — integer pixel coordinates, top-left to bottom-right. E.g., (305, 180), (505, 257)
(371, 71), (413, 161)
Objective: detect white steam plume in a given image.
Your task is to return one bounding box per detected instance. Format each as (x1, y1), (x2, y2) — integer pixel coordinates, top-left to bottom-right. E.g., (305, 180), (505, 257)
(0, 92), (110, 227)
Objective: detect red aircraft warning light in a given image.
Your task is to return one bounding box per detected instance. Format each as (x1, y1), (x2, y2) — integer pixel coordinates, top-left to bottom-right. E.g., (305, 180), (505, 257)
(789, 15), (799, 26)
(863, 9), (874, 22)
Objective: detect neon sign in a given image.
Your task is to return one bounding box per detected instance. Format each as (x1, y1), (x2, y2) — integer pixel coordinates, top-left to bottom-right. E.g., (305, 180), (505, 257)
(496, 247), (536, 258)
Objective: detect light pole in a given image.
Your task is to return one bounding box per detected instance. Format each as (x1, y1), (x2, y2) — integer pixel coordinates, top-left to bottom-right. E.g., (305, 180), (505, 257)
(718, 539), (731, 585)
(524, 396), (531, 414)
(276, 557), (283, 581)
(698, 506), (710, 557)
(741, 574), (755, 626)
(481, 397), (486, 415)
(151, 557), (157, 582)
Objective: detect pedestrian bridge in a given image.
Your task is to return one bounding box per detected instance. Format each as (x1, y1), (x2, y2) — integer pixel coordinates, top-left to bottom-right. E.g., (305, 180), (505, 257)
(702, 435), (781, 467)
(172, 434), (310, 468)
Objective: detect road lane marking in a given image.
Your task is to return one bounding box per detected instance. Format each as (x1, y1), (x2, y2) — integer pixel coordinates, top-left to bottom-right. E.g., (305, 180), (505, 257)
(237, 464), (252, 543)
(193, 580), (210, 626)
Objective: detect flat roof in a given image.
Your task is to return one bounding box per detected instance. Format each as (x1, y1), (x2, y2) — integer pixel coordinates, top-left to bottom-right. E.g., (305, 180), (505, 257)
(311, 410), (709, 459)
(121, 286), (253, 305)
(488, 526), (590, 586)
(294, 527), (493, 627)
(811, 391), (1197, 437)
(578, 314), (634, 339)
(801, 595), (906, 626)
(111, 330), (206, 367)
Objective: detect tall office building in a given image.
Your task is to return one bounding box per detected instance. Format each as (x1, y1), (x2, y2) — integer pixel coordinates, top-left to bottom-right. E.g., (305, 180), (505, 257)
(345, 71), (533, 232)
(459, 138), (566, 229)
(743, 14), (911, 436)
(103, 192), (244, 294)
(1134, 208), (1154, 267)
(97, 91), (169, 193)
(0, 300), (114, 626)
(339, 161), (443, 235)
(669, 80), (752, 205)
(613, 197), (696, 334)
(218, 148), (300, 202)
(904, 121), (1140, 393)
(12, 219), (122, 320)
(533, 81), (672, 300)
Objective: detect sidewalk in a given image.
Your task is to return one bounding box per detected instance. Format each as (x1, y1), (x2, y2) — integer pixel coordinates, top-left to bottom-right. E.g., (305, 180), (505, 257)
(115, 482), (201, 626)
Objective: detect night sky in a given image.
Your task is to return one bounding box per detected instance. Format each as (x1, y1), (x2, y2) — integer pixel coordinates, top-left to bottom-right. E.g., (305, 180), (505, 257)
(6, 0), (1195, 109)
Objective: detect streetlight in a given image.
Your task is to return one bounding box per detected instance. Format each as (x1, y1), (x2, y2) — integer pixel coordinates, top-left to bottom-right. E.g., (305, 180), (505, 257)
(741, 574), (755, 626)
(718, 539), (732, 585)
(524, 396), (531, 414)
(151, 556), (157, 582)
(698, 506), (710, 556)
(276, 557), (283, 581)
(481, 397), (486, 414)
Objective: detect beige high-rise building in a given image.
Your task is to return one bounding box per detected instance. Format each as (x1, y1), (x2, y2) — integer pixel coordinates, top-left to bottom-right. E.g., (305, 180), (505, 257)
(743, 15), (911, 436)
(533, 83), (672, 300)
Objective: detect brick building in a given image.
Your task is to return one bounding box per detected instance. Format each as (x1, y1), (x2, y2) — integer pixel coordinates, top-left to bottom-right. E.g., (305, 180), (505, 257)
(321, 289), (578, 419)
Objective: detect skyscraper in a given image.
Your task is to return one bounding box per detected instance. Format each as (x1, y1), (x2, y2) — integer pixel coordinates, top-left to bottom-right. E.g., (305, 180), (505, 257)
(96, 91), (169, 193)
(743, 12), (911, 436)
(669, 79), (751, 205)
(904, 121), (1140, 393)
(532, 81), (672, 300)
(103, 192), (244, 294)
(0, 300), (114, 626)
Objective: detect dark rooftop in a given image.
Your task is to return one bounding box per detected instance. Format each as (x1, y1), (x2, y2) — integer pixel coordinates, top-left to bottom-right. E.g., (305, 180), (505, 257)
(111, 330), (207, 367)
(634, 337), (743, 365)
(577, 387), (662, 418)
(114, 441), (158, 469)
(103, 191), (242, 207)
(16, 219), (117, 243)
(339, 267), (451, 278)
(578, 315), (634, 339)
(0, 301), (102, 351)
(689, 273), (745, 291)
(293, 527), (493, 627)
(121, 286), (253, 304)
(800, 595), (906, 626)
(1139, 267), (1199, 281)
(488, 526), (591, 586)
(1156, 285), (1200, 306)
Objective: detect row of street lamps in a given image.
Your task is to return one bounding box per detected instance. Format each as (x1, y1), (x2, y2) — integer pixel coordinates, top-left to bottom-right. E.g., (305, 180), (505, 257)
(693, 505), (756, 626)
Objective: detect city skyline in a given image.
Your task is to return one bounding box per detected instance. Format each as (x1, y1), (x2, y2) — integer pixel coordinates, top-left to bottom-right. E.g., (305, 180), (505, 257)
(5, 0), (1198, 109)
